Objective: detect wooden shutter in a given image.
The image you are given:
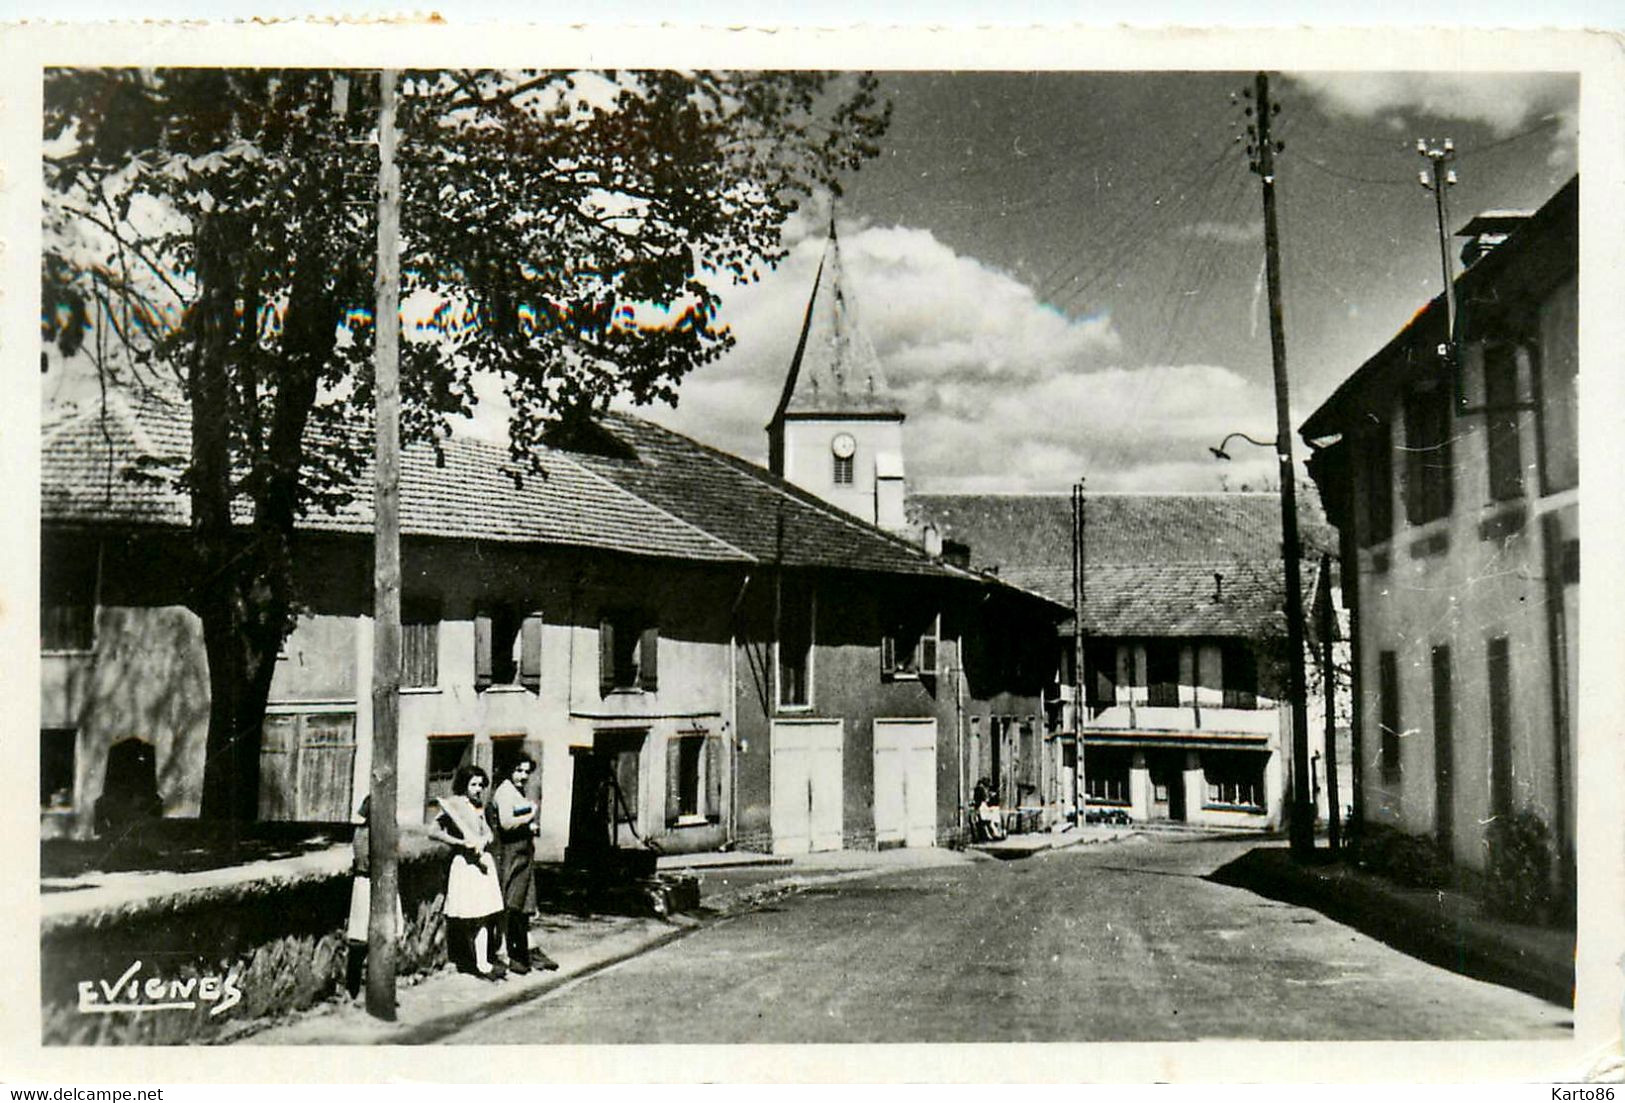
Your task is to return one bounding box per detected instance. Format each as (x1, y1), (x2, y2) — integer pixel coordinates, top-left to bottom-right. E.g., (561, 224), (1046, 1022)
(639, 625), (659, 691)
(704, 734), (723, 822)
(520, 614), (543, 693)
(474, 613), (494, 691)
(599, 618), (615, 696)
(665, 737), (683, 826)
(919, 617), (939, 677)
(881, 633), (896, 678)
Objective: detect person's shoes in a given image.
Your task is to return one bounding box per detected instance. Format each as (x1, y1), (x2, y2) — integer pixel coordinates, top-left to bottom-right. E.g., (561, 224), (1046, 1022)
(508, 958), (531, 975)
(532, 950), (560, 972)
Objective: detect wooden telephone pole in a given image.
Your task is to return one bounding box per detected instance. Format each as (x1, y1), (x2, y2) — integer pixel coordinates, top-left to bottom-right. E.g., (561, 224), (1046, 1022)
(1071, 480), (1087, 823)
(1248, 72), (1315, 860)
(366, 67), (403, 1021)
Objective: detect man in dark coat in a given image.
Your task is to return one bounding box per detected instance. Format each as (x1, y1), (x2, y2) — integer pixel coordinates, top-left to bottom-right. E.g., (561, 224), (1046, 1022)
(488, 754), (558, 973)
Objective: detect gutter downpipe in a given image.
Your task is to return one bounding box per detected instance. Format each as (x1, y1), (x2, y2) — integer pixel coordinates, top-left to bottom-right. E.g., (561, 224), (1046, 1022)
(727, 571), (753, 848)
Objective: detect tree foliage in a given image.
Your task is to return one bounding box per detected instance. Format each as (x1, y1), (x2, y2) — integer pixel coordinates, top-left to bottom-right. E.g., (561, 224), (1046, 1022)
(43, 67), (889, 819)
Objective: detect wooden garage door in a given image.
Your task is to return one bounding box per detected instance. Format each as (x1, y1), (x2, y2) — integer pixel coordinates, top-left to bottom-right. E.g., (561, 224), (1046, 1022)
(874, 719), (937, 848)
(258, 711), (356, 823)
(770, 719), (843, 855)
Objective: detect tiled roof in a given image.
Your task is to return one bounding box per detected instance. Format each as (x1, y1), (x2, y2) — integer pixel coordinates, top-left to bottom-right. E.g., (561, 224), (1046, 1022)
(42, 396), (750, 564)
(567, 412), (989, 582)
(910, 492), (1325, 637)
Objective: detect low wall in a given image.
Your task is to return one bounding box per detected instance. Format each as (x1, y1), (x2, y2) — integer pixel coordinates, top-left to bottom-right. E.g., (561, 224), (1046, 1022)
(41, 842), (452, 1045)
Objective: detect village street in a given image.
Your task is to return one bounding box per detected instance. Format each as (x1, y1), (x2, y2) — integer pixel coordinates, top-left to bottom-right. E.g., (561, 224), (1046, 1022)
(447, 835), (1569, 1044)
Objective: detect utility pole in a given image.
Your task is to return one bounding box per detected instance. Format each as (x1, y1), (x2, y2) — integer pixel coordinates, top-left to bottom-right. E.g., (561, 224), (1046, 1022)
(1417, 138), (1459, 359)
(1071, 480), (1087, 824)
(366, 67), (402, 1021)
(1318, 552), (1341, 852)
(1247, 71), (1314, 860)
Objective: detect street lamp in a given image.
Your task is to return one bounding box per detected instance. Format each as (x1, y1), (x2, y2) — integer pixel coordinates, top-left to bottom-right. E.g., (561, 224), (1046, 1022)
(1209, 429), (1316, 860)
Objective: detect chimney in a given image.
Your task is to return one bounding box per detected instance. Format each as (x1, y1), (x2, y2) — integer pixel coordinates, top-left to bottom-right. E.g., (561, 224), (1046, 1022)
(1456, 209), (1532, 268)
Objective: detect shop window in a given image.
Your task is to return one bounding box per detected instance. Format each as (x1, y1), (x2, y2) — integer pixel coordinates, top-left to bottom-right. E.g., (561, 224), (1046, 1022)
(600, 609), (658, 694)
(40, 728), (76, 810)
(777, 576), (814, 708)
(1204, 755), (1265, 809)
(1085, 749), (1130, 805)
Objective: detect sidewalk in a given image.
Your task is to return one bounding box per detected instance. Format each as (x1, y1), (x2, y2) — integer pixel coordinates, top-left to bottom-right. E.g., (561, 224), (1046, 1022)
(967, 823), (1138, 859)
(241, 844), (972, 1045)
(1207, 842), (1575, 1007)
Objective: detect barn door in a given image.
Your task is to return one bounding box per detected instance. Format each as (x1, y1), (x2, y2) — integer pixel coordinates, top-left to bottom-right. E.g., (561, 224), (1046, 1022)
(874, 719), (937, 848)
(259, 712), (355, 823)
(771, 719), (843, 855)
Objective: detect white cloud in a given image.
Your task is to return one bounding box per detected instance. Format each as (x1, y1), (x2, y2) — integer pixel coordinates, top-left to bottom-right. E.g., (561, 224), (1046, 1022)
(1288, 72), (1577, 139)
(1180, 220), (1261, 246)
(635, 220), (1282, 492)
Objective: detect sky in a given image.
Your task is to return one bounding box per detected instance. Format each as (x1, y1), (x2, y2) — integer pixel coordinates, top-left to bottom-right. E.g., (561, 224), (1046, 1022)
(625, 70), (1578, 493)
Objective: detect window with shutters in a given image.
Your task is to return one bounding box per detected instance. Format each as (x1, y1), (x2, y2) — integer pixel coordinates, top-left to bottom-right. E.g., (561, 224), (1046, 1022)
(1145, 642), (1180, 707)
(1356, 423), (1395, 547)
(600, 609), (658, 695)
(402, 598), (440, 689)
(475, 605), (541, 693)
(665, 731), (721, 827)
(424, 734), (474, 816)
(1221, 641), (1258, 709)
(882, 610), (939, 681)
(1083, 641), (1117, 711)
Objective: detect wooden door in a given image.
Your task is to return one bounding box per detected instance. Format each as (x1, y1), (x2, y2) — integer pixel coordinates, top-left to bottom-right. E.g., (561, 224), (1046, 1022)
(771, 719), (843, 855)
(295, 713), (356, 822)
(257, 714), (299, 821)
(874, 719), (936, 848)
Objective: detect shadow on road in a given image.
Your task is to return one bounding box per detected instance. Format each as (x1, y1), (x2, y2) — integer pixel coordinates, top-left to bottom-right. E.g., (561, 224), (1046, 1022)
(1206, 845), (1573, 1008)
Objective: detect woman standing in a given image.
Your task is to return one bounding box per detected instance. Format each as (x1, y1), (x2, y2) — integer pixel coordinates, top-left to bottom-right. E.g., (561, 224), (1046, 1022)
(428, 765), (506, 980)
(487, 754), (559, 974)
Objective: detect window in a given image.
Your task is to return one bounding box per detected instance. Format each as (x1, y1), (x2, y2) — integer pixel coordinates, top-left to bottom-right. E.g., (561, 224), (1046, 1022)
(1404, 385), (1454, 525)
(777, 576), (814, 708)
(1221, 642), (1258, 709)
(41, 728), (76, 810)
(476, 606), (541, 693)
(41, 541), (97, 652)
(491, 734), (540, 793)
(1431, 644), (1454, 849)
(1483, 344), (1525, 501)
(1487, 636), (1514, 821)
(1537, 279), (1578, 494)
(402, 598), (440, 689)
(665, 732), (722, 826)
(1083, 641), (1117, 708)
(1378, 650), (1401, 779)
(1356, 423), (1394, 547)
(599, 609), (658, 694)
(424, 734), (474, 813)
(882, 610), (939, 680)
(833, 453), (854, 485)
(1205, 755), (1265, 809)
(1145, 643), (1180, 707)
(1085, 748), (1130, 804)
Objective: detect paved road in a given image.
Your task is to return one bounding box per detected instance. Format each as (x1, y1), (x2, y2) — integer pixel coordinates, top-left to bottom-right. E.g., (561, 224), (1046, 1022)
(452, 835), (1571, 1043)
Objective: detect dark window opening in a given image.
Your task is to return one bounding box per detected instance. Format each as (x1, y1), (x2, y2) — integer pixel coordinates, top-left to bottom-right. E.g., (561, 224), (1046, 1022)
(1357, 423), (1395, 547)
(882, 609), (939, 680)
(1084, 642), (1117, 709)
(1487, 637), (1514, 821)
(1146, 643), (1180, 707)
(1379, 650), (1401, 779)
(476, 606), (541, 693)
(1222, 642), (1258, 709)
(1404, 385), (1455, 525)
(665, 734), (722, 826)
(600, 610), (658, 694)
(41, 542), (97, 652)
(1484, 344), (1525, 501)
(425, 734), (474, 815)
(41, 728), (76, 810)
(1432, 644), (1454, 850)
(778, 576), (813, 708)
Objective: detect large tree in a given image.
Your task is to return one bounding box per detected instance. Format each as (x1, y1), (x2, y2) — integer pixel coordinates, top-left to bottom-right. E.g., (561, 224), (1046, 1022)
(43, 68), (888, 821)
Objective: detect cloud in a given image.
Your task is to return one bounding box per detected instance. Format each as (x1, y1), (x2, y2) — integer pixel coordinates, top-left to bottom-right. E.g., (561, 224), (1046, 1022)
(634, 221), (1282, 492)
(1287, 72), (1577, 139)
(1180, 220), (1261, 246)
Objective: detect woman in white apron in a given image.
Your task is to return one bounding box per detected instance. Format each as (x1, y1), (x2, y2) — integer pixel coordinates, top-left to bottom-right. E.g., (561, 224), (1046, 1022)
(429, 765), (506, 980)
